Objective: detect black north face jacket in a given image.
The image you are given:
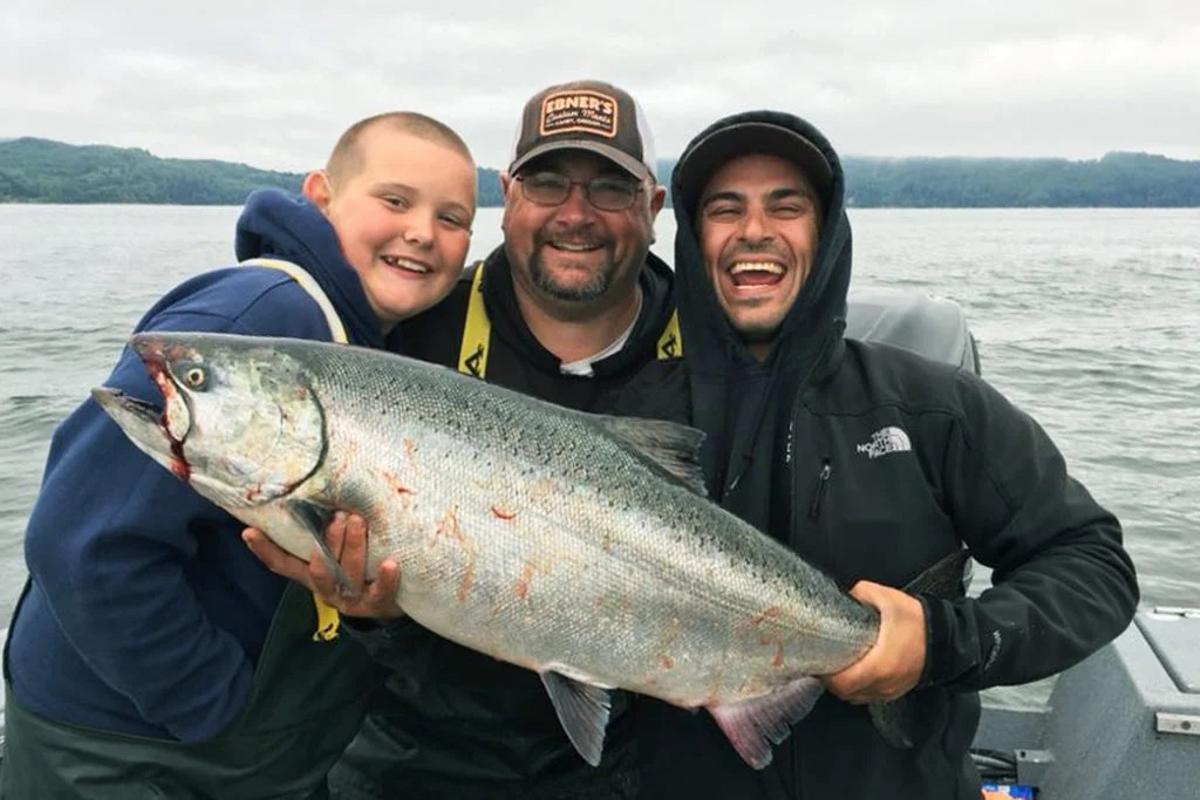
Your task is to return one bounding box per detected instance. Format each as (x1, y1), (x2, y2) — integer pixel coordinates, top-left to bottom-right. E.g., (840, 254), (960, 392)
(635, 111), (1139, 799)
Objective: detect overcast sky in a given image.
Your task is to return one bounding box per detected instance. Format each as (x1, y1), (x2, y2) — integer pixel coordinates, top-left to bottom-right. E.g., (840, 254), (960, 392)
(3, 1), (1198, 172)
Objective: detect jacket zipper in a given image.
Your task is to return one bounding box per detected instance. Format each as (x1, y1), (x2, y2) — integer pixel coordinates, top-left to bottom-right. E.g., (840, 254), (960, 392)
(785, 330), (838, 532)
(808, 460), (832, 519)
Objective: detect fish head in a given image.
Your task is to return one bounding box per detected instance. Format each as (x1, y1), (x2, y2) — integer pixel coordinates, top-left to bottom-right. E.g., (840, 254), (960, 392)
(93, 332), (326, 509)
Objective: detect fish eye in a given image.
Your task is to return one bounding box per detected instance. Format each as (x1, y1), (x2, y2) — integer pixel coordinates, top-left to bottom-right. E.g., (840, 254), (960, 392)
(182, 365), (208, 390)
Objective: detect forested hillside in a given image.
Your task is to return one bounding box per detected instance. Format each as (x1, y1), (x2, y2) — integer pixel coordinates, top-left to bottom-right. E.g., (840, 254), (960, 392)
(0, 138), (505, 206)
(654, 152), (1200, 207)
(3, 137), (1196, 207)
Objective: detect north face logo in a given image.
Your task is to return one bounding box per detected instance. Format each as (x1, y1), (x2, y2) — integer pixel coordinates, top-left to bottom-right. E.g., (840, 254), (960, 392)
(856, 426), (912, 459)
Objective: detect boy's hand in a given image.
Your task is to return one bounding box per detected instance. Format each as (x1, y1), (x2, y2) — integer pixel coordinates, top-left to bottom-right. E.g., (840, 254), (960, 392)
(243, 513), (405, 619)
(820, 581), (926, 704)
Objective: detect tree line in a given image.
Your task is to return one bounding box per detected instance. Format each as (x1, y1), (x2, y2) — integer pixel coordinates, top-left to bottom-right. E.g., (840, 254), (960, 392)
(0, 138), (506, 207)
(2, 137), (1197, 208)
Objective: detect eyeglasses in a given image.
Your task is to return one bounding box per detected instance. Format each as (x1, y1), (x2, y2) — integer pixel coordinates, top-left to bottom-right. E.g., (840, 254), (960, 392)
(515, 172), (643, 212)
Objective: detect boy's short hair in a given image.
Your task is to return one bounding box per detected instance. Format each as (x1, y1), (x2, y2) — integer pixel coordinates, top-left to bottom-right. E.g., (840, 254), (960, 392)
(326, 112), (474, 186)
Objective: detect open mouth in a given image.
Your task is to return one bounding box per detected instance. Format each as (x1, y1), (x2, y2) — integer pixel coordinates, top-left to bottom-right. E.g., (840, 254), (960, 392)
(729, 261), (785, 288)
(92, 386), (192, 482)
(95, 387), (161, 424)
(381, 255), (431, 274)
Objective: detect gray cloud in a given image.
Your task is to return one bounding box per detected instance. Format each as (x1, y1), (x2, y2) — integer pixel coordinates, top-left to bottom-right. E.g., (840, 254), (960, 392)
(3, 0), (1197, 171)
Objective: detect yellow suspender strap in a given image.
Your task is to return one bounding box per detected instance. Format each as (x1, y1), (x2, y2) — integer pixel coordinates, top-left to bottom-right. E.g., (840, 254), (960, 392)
(454, 258), (679, 374)
(457, 261), (492, 378)
(656, 309), (683, 360)
(240, 256), (343, 642)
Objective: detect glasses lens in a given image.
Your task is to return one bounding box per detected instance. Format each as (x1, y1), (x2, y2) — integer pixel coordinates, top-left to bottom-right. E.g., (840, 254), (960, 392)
(587, 178), (639, 211)
(518, 172), (640, 211)
(520, 173), (570, 206)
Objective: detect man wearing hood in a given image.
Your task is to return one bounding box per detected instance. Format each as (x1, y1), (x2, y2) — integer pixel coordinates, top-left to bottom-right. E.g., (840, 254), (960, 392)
(636, 111), (1139, 798)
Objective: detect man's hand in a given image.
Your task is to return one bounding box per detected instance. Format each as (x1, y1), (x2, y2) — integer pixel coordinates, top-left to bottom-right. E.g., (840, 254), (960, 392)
(821, 581), (926, 704)
(242, 513), (405, 619)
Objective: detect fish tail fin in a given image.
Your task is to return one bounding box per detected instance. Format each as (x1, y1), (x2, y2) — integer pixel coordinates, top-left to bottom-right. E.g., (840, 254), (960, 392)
(904, 547), (971, 596)
(868, 696), (916, 748)
(867, 547), (971, 748)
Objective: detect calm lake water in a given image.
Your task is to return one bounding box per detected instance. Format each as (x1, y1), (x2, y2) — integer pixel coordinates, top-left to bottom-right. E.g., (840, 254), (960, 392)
(2, 206), (1197, 698)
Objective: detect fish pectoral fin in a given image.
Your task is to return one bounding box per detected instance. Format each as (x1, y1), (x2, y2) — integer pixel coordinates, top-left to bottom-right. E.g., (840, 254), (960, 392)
(283, 499), (358, 598)
(538, 669), (612, 767)
(593, 415), (708, 496)
(707, 676), (825, 770)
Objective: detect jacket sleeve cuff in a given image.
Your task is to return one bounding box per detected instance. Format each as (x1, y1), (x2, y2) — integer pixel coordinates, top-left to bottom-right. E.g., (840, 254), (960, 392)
(916, 595), (980, 689)
(916, 594), (939, 689)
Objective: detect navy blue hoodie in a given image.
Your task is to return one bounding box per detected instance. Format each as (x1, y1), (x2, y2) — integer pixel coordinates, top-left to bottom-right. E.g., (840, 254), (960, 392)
(8, 190), (400, 741)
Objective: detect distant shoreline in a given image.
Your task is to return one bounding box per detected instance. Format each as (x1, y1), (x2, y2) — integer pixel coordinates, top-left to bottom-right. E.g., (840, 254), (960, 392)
(3, 137), (1199, 208)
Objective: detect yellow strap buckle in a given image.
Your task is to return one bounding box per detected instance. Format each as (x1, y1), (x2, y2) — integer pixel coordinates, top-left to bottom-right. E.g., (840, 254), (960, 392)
(657, 309), (683, 359)
(312, 594), (341, 641)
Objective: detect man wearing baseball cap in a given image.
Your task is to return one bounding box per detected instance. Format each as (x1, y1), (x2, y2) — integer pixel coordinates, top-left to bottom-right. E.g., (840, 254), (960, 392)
(249, 80), (688, 799)
(634, 110), (1137, 797)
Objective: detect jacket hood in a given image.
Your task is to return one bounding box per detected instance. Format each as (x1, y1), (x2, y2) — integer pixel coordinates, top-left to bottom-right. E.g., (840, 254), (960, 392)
(672, 110), (852, 380)
(234, 189), (389, 349)
(671, 110), (853, 522)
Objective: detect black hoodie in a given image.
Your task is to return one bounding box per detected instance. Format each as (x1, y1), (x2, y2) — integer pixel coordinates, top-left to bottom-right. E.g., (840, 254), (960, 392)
(672, 110), (853, 537)
(636, 111), (1138, 798)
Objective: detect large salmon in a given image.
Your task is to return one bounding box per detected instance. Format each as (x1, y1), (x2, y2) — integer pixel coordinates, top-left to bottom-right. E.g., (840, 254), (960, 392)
(94, 331), (960, 768)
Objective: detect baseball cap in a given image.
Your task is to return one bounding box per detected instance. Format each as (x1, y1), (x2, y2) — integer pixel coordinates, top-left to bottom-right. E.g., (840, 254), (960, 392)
(507, 80), (657, 183)
(675, 121), (833, 215)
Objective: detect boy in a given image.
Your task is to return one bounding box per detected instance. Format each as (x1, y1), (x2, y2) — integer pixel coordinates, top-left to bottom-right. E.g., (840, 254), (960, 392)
(2, 112), (476, 799)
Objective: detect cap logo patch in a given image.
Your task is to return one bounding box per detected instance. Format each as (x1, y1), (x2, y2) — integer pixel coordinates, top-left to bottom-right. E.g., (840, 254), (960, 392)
(539, 90), (619, 139)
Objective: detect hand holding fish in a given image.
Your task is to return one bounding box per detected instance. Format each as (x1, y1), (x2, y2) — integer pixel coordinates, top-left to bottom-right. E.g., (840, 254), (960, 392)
(821, 581), (927, 704)
(243, 513), (406, 619)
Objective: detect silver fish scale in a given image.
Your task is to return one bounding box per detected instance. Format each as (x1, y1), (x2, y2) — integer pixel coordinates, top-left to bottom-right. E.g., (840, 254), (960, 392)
(281, 342), (878, 706)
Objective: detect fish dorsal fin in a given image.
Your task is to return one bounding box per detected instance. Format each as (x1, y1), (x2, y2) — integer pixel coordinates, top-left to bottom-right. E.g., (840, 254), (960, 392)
(595, 415), (708, 496)
(539, 669), (612, 767)
(707, 676), (825, 769)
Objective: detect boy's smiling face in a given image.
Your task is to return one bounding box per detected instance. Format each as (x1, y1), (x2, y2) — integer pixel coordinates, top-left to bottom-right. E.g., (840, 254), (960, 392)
(306, 125), (476, 332)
